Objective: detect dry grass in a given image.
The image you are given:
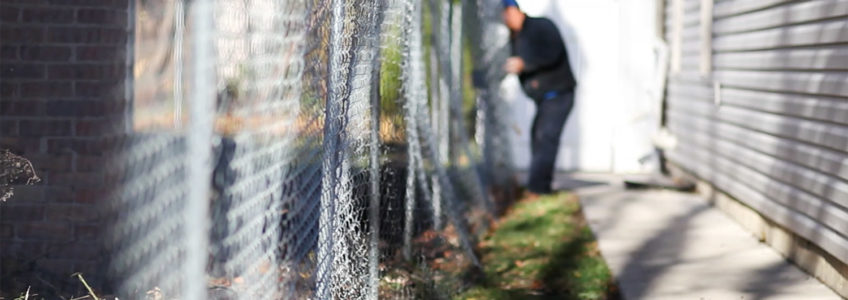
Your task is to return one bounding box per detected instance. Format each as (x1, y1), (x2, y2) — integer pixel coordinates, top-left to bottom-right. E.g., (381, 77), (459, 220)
(3, 273), (107, 300)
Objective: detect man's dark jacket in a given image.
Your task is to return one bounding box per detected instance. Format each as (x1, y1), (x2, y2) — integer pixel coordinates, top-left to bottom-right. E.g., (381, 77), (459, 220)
(512, 16), (576, 101)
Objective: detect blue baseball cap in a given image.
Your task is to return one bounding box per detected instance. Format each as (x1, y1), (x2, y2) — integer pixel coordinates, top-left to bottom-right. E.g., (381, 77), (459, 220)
(502, 0), (519, 8)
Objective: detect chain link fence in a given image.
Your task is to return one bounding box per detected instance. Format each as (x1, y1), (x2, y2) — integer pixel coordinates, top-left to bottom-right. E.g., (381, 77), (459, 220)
(58, 0), (513, 298)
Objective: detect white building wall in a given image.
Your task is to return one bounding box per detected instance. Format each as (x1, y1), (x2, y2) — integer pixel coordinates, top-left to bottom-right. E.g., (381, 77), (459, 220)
(505, 0), (665, 173)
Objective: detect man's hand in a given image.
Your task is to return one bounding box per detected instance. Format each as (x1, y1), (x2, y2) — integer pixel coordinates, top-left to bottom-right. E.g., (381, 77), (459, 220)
(504, 57), (524, 74)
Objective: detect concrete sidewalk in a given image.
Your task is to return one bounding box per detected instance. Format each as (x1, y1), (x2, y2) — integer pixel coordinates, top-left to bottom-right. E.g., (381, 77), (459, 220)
(557, 173), (842, 300)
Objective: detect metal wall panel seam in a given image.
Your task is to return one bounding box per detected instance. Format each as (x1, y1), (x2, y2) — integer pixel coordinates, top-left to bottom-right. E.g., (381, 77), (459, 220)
(681, 56), (704, 69)
(713, 70), (848, 98)
(713, 18), (848, 52)
(667, 111), (848, 182)
(665, 100), (848, 170)
(714, 0), (798, 19)
(714, 46), (848, 71)
(713, 0), (848, 35)
(666, 148), (848, 263)
(682, 25), (704, 39)
(668, 96), (848, 152)
(714, 88), (848, 125)
(682, 45), (704, 57)
(667, 85), (848, 126)
(683, 9), (704, 27)
(684, 0), (703, 12)
(669, 71), (715, 83)
(668, 81), (716, 98)
(669, 146), (848, 258)
(667, 122), (848, 240)
(668, 112), (848, 210)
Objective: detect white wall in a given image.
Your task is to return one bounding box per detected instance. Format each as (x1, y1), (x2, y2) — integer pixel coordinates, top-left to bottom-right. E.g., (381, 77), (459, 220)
(504, 0), (665, 173)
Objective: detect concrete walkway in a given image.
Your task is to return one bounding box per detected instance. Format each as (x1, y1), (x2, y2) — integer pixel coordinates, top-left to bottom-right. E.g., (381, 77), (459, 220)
(556, 173), (842, 300)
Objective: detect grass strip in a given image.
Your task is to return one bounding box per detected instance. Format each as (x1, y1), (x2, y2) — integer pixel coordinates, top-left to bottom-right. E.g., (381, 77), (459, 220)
(455, 192), (619, 300)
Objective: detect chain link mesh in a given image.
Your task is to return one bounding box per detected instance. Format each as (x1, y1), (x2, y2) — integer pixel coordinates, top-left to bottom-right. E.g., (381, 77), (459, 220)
(105, 0), (516, 298)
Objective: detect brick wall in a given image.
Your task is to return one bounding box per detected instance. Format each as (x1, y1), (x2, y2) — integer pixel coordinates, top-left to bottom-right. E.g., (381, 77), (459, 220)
(0, 0), (130, 296)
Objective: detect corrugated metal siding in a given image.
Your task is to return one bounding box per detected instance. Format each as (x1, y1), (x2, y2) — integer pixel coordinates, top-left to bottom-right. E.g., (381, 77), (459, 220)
(663, 0), (848, 263)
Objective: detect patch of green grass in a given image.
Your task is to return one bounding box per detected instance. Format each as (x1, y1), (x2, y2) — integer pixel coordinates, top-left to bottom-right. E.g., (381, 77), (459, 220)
(455, 193), (619, 300)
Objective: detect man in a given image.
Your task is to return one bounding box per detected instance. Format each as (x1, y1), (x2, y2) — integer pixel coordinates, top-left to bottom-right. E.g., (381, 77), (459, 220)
(502, 0), (576, 195)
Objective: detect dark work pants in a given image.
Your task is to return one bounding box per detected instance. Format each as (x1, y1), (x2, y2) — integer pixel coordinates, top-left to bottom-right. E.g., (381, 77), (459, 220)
(527, 91), (574, 194)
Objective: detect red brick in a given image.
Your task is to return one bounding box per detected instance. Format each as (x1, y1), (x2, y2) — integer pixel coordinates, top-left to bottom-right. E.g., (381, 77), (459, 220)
(47, 0), (127, 9)
(73, 187), (109, 203)
(75, 155), (110, 173)
(10, 185), (46, 203)
(1, 82), (18, 97)
(77, 8), (126, 26)
(0, 224), (12, 239)
(49, 100), (126, 117)
(76, 118), (124, 136)
(75, 80), (124, 98)
(1, 241), (46, 257)
(0, 5), (20, 22)
(48, 64), (125, 80)
(98, 135), (122, 148)
(1, 63), (46, 79)
(76, 45), (124, 62)
(1, 99), (13, 113)
(45, 204), (100, 223)
(34, 258), (76, 276)
(22, 8), (75, 24)
(0, 100), (45, 116)
(45, 100), (96, 117)
(1, 120), (19, 135)
(51, 172), (104, 188)
(20, 46), (72, 62)
(47, 27), (127, 45)
(1, 0), (49, 4)
(15, 222), (72, 240)
(0, 137), (44, 153)
(74, 119), (105, 136)
(20, 82), (74, 98)
(47, 138), (104, 154)
(50, 244), (102, 260)
(1, 45), (18, 60)
(28, 153), (73, 172)
(19, 120), (72, 137)
(44, 186), (74, 203)
(0, 26), (44, 44)
(0, 205), (44, 222)
(74, 224), (99, 240)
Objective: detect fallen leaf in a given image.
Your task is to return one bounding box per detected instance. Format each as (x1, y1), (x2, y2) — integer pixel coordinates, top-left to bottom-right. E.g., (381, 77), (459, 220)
(514, 260), (526, 268)
(530, 280), (545, 290)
